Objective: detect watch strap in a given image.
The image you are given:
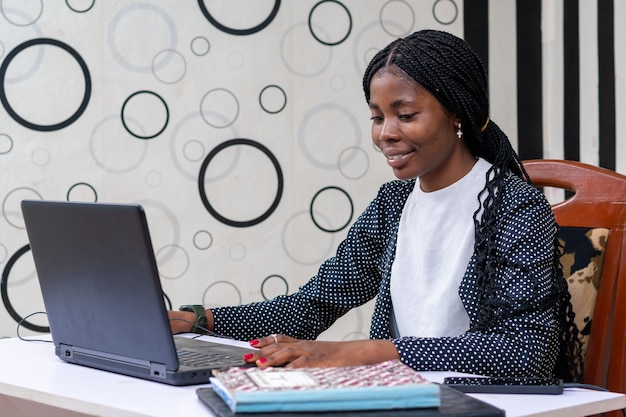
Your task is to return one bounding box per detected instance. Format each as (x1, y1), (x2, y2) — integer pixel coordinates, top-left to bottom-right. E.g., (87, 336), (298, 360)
(179, 304), (208, 334)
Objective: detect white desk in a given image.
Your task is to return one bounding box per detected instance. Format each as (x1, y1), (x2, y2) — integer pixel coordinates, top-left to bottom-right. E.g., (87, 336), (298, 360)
(421, 372), (626, 417)
(0, 336), (624, 417)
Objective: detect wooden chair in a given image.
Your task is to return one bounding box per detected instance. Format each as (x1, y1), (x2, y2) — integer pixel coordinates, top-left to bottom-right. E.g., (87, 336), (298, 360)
(523, 159), (626, 393)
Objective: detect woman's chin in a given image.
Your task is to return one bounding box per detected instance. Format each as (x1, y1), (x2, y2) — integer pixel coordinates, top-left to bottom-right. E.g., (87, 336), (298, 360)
(391, 168), (418, 181)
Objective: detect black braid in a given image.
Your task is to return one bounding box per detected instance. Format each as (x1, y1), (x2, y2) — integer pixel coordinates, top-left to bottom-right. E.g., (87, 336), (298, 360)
(363, 30), (582, 382)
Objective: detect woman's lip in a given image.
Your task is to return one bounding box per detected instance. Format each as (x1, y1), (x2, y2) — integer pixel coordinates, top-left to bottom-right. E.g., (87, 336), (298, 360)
(382, 147), (412, 158)
(384, 150), (414, 167)
(386, 152), (410, 160)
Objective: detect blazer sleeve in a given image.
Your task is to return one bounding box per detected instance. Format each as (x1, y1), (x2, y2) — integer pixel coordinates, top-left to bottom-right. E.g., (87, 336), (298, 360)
(211, 180), (411, 341)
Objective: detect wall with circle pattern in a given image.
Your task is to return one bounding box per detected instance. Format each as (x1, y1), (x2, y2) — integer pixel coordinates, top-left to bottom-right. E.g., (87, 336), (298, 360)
(1, 0), (455, 339)
(2, 1), (625, 339)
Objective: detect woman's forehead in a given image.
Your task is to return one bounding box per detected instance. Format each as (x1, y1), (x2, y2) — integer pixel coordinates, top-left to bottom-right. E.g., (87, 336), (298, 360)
(370, 69), (431, 97)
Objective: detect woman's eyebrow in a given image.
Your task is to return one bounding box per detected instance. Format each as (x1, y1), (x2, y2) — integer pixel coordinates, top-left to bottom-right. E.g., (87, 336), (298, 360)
(368, 98), (416, 110)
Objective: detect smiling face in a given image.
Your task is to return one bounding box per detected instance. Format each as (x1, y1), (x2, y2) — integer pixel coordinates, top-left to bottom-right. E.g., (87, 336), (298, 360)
(368, 67), (476, 191)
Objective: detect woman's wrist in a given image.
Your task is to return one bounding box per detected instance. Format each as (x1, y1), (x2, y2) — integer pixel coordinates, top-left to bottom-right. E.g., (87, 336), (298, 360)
(171, 310), (196, 333)
(361, 339), (401, 364)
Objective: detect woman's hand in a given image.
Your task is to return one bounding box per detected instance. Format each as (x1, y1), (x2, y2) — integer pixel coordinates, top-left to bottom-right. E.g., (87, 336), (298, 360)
(243, 334), (400, 368)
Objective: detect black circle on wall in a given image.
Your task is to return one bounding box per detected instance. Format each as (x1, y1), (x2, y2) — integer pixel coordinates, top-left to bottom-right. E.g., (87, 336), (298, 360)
(0, 38), (91, 132)
(197, 0), (281, 36)
(198, 138), (284, 227)
(66, 0), (95, 13)
(261, 274), (289, 300)
(309, 186), (354, 233)
(259, 84), (287, 114)
(66, 182), (98, 202)
(1, 244), (50, 333)
(121, 90), (170, 139)
(308, 0), (352, 46)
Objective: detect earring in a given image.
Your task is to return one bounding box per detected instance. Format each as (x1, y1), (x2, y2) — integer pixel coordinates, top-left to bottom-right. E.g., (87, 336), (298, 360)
(456, 123), (463, 139)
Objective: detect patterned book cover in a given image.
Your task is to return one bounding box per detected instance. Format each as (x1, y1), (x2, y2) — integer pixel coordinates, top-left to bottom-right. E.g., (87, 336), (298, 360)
(210, 360), (440, 413)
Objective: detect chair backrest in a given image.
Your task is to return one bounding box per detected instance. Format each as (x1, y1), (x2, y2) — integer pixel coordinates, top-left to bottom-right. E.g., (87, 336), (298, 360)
(523, 159), (626, 392)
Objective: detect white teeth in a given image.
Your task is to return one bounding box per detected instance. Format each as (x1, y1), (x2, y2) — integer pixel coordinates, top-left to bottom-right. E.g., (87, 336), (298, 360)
(386, 153), (407, 160)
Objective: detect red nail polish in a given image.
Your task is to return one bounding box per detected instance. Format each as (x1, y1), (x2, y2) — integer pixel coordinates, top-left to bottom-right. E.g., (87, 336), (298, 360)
(250, 339), (260, 346)
(243, 353), (254, 361)
(258, 357), (267, 364)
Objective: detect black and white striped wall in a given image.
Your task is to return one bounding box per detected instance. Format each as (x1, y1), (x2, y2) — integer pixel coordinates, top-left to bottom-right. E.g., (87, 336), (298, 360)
(465, 0), (623, 173)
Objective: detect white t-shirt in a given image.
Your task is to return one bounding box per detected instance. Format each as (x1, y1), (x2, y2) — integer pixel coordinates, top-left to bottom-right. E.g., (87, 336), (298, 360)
(390, 158), (492, 338)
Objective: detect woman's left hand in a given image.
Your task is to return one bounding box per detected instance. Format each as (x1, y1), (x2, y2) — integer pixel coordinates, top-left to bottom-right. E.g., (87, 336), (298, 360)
(243, 334), (400, 368)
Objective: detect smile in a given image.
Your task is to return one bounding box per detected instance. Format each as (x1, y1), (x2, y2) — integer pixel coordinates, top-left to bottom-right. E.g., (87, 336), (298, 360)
(385, 151), (413, 160)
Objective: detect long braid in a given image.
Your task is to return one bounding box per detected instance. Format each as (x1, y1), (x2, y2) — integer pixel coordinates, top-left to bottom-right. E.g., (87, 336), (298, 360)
(363, 30), (582, 382)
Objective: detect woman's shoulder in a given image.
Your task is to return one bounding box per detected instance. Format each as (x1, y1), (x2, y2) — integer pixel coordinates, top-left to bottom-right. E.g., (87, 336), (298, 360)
(500, 170), (551, 210)
(378, 178), (416, 194)
(502, 170), (541, 194)
(366, 179), (415, 213)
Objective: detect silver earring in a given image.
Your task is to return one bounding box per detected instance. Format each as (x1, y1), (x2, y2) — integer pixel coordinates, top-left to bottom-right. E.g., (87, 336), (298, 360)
(456, 123), (463, 139)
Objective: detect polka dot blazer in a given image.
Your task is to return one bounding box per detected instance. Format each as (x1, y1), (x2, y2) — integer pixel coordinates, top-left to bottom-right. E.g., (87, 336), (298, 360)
(213, 172), (560, 377)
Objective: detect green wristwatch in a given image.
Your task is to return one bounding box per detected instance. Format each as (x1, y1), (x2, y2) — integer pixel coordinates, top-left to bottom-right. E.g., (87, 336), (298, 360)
(179, 304), (208, 334)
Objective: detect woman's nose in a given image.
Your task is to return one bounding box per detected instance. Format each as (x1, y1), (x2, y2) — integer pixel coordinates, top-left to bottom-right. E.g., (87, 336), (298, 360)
(378, 119), (398, 142)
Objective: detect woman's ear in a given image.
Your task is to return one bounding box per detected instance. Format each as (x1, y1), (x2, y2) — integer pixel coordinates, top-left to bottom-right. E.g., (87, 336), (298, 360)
(452, 112), (461, 127)
(447, 110), (460, 127)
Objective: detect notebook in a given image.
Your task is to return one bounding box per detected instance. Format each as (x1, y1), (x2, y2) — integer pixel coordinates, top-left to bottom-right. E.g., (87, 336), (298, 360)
(196, 384), (505, 416)
(21, 199), (254, 386)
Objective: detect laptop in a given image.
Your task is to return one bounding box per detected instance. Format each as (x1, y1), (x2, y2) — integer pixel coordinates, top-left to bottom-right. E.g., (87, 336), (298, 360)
(21, 199), (254, 386)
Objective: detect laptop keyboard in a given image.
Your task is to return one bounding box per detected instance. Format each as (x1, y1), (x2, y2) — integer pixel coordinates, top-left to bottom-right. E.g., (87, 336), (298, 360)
(176, 349), (244, 368)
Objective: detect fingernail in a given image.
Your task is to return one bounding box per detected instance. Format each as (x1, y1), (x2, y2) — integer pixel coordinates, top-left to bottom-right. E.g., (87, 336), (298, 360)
(250, 339), (260, 346)
(243, 353), (254, 361)
(258, 357), (267, 364)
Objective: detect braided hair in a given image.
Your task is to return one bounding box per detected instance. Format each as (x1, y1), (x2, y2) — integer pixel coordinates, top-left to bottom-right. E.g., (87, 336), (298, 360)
(363, 30), (582, 382)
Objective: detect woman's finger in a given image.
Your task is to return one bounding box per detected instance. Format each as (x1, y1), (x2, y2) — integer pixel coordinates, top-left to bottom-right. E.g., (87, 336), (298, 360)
(249, 333), (297, 348)
(256, 345), (297, 368)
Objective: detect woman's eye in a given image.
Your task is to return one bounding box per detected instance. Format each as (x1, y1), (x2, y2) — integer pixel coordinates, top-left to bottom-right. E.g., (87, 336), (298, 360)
(370, 115), (383, 122)
(399, 113), (416, 120)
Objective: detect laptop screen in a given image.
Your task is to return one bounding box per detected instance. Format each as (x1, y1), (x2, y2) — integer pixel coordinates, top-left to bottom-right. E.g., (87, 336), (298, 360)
(21, 200), (179, 370)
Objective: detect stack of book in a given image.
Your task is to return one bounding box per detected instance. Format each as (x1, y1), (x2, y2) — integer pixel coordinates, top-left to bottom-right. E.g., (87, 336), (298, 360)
(205, 360), (440, 413)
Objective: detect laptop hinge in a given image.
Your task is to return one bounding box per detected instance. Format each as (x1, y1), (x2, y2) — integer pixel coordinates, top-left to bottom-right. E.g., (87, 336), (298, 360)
(60, 343), (165, 378)
(150, 362), (167, 379)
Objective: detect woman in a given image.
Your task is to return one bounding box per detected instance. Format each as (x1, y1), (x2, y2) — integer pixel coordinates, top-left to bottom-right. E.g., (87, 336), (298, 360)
(170, 30), (582, 381)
